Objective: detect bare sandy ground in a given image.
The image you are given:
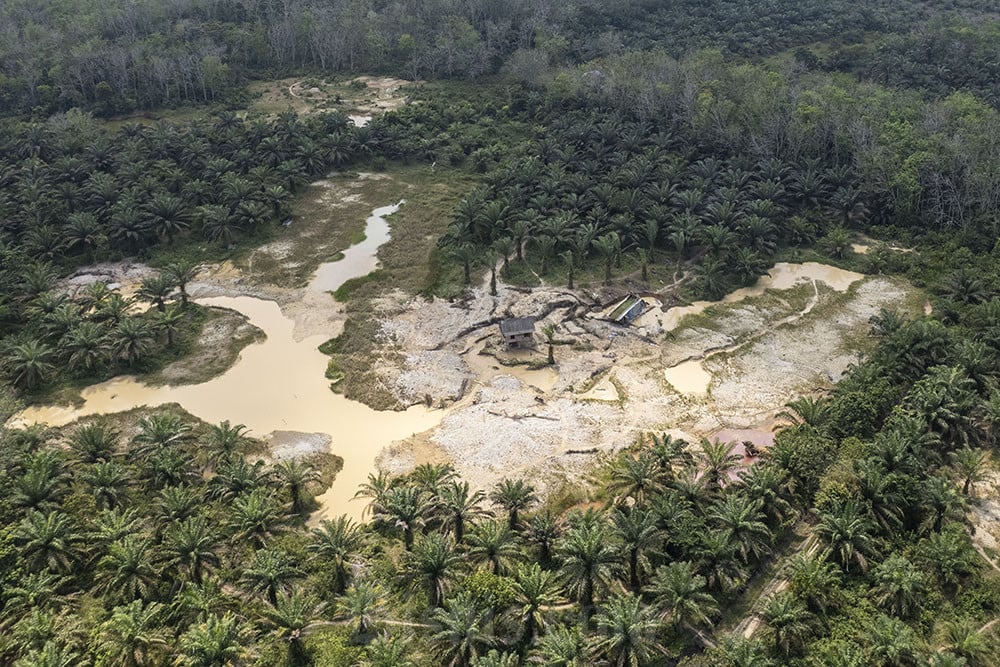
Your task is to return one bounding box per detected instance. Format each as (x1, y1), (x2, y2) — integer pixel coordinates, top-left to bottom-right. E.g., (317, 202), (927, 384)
(64, 257), (923, 501)
(368, 269), (924, 496)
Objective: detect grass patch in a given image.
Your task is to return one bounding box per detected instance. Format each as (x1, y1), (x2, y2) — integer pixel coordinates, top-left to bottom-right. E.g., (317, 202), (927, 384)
(317, 164), (478, 409)
(332, 271), (386, 302)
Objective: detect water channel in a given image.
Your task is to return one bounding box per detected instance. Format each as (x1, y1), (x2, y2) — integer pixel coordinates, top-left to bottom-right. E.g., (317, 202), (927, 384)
(11, 203), (440, 521)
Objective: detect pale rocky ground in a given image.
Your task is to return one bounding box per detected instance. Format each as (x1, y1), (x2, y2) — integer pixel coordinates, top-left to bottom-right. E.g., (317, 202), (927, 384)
(970, 469), (1000, 568)
(370, 270), (925, 497)
(53, 250), (925, 503)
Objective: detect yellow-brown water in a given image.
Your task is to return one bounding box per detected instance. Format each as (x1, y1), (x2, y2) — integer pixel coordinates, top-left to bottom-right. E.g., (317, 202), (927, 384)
(658, 262), (863, 332)
(660, 263), (864, 395)
(10, 204), (440, 521)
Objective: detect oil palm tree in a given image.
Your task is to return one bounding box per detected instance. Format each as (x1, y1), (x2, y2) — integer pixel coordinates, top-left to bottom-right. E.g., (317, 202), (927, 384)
(12, 467), (64, 511)
(229, 488), (287, 547)
(14, 510), (80, 574)
(467, 520), (520, 575)
(153, 485), (202, 526)
(739, 464), (795, 530)
(815, 500), (877, 573)
(82, 461), (131, 510)
(241, 548), (301, 606)
(144, 193), (190, 243)
(63, 322), (111, 372)
(872, 555), (925, 618)
(532, 625), (586, 666)
(512, 563), (559, 646)
(91, 508), (145, 545)
(439, 480), (487, 543)
(451, 243), (478, 285)
(589, 593), (665, 666)
(357, 632), (418, 667)
(273, 459), (321, 514)
(710, 494), (772, 564)
(432, 592), (495, 667)
(777, 395), (830, 430)
(0, 571), (66, 625)
(919, 526), (977, 592)
(525, 511), (560, 566)
(556, 519), (618, 616)
(175, 613), (247, 667)
(112, 317), (156, 367)
(695, 530), (748, 594)
(3, 338), (55, 389)
(93, 600), (169, 667)
(137, 274), (175, 312)
(377, 485), (430, 550)
(154, 304), (185, 348)
(608, 452), (664, 506)
(865, 614), (918, 667)
(949, 447), (989, 496)
(98, 292), (134, 325)
(164, 261), (198, 307)
(644, 561), (718, 633)
(611, 506), (660, 592)
(260, 591), (327, 666)
(489, 479), (537, 531)
(133, 413), (193, 457)
(200, 421), (252, 470)
(762, 592), (815, 657)
(406, 532), (461, 608)
(164, 516), (220, 585)
(206, 456), (268, 500)
(784, 552), (840, 616)
(592, 232), (620, 286)
(94, 535), (160, 603)
(308, 515), (364, 595)
(920, 475), (967, 534)
(698, 438), (741, 490)
(340, 579), (386, 639)
(905, 365), (978, 448)
(942, 618), (991, 666)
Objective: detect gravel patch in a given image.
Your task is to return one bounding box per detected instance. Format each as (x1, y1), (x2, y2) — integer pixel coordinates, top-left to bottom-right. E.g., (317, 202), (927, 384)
(266, 431), (333, 460)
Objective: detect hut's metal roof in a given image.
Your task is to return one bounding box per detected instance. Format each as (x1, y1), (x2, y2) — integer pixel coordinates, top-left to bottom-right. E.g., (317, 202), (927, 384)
(499, 317), (535, 336)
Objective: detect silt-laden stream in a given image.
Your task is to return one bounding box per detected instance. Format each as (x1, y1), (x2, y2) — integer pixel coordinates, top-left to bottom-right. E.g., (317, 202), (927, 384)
(11, 203), (441, 521)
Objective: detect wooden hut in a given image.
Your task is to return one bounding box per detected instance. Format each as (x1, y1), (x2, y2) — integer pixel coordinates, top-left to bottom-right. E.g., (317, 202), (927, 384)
(499, 317), (535, 348)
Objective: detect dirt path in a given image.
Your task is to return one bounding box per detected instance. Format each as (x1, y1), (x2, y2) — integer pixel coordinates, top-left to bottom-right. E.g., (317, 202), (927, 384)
(725, 525), (818, 640)
(973, 541), (1000, 573)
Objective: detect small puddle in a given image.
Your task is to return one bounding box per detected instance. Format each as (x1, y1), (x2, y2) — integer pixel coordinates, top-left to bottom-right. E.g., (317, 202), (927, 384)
(661, 262), (860, 396)
(462, 341), (557, 393)
(9, 203), (437, 521)
(664, 360), (712, 396)
(580, 377), (620, 402)
(661, 262), (862, 331)
(310, 202), (400, 292)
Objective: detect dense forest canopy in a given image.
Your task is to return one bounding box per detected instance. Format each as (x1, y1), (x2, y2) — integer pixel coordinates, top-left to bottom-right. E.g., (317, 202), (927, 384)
(1, 0), (998, 115)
